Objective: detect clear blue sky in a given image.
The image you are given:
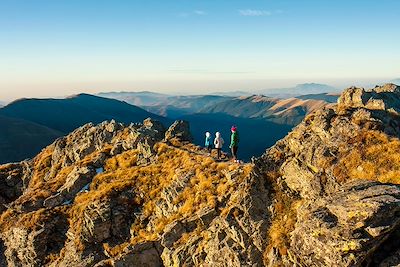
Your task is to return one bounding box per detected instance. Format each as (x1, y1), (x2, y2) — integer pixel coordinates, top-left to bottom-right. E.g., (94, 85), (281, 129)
(0, 0), (399, 100)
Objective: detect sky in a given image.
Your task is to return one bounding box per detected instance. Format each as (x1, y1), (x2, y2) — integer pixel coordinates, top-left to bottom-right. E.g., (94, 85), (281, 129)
(0, 0), (399, 101)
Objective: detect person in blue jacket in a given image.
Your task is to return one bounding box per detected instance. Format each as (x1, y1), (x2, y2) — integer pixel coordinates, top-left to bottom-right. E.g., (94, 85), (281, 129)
(204, 132), (212, 154)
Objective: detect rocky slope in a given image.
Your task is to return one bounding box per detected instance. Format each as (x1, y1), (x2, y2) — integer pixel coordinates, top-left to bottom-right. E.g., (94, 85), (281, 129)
(0, 84), (399, 266)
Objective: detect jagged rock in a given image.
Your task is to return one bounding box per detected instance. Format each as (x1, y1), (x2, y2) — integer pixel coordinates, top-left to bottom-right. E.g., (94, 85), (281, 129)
(44, 166), (96, 208)
(143, 118), (166, 140)
(0, 162), (32, 207)
(161, 221), (187, 248)
(290, 180), (400, 266)
(74, 192), (137, 247)
(49, 241), (101, 267)
(260, 84), (400, 202)
(164, 120), (193, 142)
(338, 83), (400, 115)
(161, 168), (271, 266)
(136, 138), (158, 165)
(2, 208), (68, 267)
(95, 241), (163, 267)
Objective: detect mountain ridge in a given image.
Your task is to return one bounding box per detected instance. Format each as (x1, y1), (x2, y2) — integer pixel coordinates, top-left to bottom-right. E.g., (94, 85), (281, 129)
(0, 94), (170, 164)
(0, 83), (398, 266)
(256, 83), (339, 98)
(200, 94), (333, 125)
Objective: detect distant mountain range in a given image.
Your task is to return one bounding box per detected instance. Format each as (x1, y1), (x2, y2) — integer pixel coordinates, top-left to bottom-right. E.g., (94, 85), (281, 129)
(256, 83), (339, 98)
(205, 83), (338, 98)
(296, 92), (340, 102)
(143, 95), (233, 118)
(209, 91), (253, 97)
(99, 92), (232, 118)
(0, 84), (340, 163)
(0, 94), (168, 163)
(201, 95), (336, 125)
(98, 91), (171, 106)
(97, 88), (339, 160)
(98, 83), (338, 103)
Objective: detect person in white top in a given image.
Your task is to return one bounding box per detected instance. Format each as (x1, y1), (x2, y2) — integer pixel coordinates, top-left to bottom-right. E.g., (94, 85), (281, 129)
(214, 132), (224, 160)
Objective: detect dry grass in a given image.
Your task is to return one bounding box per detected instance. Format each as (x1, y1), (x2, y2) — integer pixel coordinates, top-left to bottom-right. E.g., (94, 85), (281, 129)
(260, 168), (301, 263)
(75, 142), (252, 254)
(266, 198), (302, 257)
(333, 130), (400, 184)
(0, 206), (68, 232)
(105, 150), (138, 170)
(28, 147), (55, 188)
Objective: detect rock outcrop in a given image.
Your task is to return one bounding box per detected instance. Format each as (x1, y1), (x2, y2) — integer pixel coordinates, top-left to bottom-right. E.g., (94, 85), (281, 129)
(338, 83), (400, 115)
(164, 120), (193, 142)
(290, 180), (400, 266)
(256, 84), (400, 266)
(0, 84), (399, 266)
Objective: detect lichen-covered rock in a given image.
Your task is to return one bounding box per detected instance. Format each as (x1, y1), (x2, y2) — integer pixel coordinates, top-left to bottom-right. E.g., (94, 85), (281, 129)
(95, 241), (163, 267)
(0, 161), (32, 209)
(2, 208), (68, 267)
(290, 180), (400, 266)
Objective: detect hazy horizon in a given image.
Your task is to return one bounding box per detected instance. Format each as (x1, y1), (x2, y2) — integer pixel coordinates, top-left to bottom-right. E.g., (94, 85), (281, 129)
(1, 77), (399, 102)
(1, 0), (399, 101)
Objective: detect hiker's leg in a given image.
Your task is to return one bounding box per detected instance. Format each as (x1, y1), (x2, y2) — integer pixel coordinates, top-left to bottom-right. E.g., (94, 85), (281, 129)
(231, 146), (236, 160)
(233, 146), (238, 160)
(217, 148), (221, 159)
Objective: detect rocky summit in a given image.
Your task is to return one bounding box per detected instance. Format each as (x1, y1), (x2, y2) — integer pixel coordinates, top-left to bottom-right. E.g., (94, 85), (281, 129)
(0, 84), (399, 267)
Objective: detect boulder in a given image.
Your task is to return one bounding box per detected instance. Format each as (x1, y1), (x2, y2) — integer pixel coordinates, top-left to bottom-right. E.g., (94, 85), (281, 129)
(164, 120), (193, 142)
(338, 83), (400, 115)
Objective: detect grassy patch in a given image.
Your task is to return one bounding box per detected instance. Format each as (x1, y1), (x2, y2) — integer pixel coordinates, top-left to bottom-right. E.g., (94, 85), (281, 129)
(333, 130), (400, 184)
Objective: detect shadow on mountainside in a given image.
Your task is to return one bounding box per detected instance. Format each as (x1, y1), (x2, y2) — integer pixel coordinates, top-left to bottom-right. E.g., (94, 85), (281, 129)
(0, 94), (172, 164)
